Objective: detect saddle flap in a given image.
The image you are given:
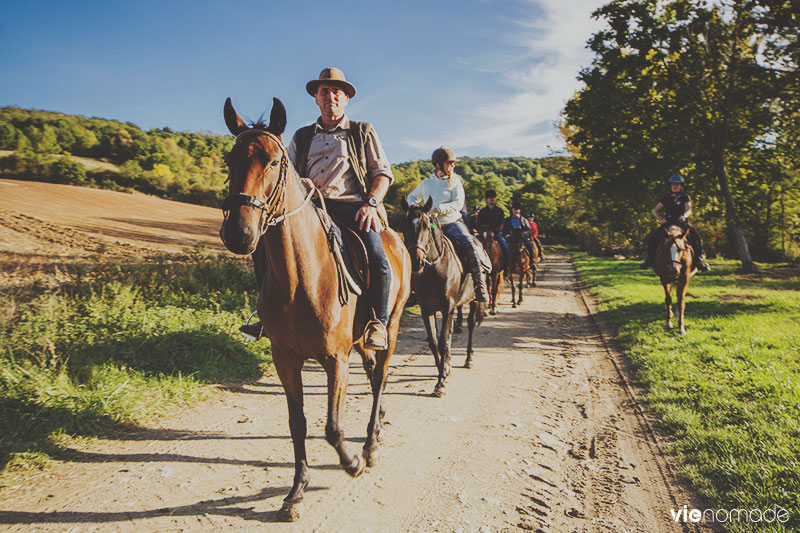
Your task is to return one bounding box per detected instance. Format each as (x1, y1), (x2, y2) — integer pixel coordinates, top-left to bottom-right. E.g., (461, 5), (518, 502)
(441, 235), (464, 275)
(338, 224), (370, 290)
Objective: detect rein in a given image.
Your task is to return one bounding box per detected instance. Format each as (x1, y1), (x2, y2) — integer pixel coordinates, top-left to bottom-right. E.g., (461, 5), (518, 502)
(222, 129), (314, 237)
(409, 215), (443, 271)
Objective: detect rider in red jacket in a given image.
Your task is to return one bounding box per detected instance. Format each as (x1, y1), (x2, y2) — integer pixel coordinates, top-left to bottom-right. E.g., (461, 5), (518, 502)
(527, 213), (544, 259)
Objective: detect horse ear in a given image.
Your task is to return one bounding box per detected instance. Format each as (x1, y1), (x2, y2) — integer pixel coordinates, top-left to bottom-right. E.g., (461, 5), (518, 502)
(224, 98), (248, 136)
(401, 196), (409, 212)
(267, 97), (287, 137)
(424, 196), (434, 212)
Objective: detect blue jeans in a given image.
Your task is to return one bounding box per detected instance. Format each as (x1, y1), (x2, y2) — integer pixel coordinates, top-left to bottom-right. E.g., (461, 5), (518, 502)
(494, 233), (510, 270)
(326, 200), (391, 326)
(442, 220), (478, 258)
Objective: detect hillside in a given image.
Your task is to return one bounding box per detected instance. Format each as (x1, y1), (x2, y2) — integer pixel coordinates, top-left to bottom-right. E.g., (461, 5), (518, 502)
(0, 105), (575, 239)
(0, 106), (233, 207)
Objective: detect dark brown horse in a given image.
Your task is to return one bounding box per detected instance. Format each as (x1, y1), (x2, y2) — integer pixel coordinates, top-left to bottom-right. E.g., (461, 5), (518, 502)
(508, 228), (532, 308)
(400, 197), (484, 397)
(479, 229), (505, 315)
(219, 97), (411, 521)
(653, 225), (695, 334)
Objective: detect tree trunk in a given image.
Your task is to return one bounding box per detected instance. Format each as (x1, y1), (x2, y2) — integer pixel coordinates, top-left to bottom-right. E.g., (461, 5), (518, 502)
(711, 145), (755, 272)
(780, 184), (786, 258)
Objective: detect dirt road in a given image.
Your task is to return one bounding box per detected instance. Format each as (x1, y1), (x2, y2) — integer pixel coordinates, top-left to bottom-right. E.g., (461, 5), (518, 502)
(0, 180), (708, 531)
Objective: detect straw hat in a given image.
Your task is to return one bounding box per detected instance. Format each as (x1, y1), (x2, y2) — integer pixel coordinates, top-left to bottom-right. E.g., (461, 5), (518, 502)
(306, 67), (356, 98)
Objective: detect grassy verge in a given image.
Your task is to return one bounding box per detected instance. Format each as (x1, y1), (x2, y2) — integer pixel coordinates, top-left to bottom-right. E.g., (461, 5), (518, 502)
(0, 252), (270, 482)
(571, 253), (800, 532)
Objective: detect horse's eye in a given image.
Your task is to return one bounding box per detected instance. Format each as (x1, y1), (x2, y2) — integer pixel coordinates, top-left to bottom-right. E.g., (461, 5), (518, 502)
(269, 159), (280, 168)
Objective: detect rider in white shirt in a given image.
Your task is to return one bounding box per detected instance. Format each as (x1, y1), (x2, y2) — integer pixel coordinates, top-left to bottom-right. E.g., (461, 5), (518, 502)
(406, 147), (489, 301)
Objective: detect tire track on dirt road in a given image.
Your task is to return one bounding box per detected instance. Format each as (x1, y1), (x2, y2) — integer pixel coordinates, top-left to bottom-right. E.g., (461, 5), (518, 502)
(0, 253), (710, 532)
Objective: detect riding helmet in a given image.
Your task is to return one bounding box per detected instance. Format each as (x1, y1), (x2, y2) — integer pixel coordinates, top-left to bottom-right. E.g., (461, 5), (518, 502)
(431, 147), (457, 165)
(667, 174), (685, 184)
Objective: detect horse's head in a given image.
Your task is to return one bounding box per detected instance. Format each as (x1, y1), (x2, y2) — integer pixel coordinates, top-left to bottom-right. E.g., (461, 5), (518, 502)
(480, 228), (495, 250)
(219, 97), (289, 255)
(509, 227), (526, 249)
(660, 225), (693, 279)
(400, 196), (441, 273)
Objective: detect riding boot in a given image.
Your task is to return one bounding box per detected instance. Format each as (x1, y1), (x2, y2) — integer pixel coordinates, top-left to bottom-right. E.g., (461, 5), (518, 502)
(466, 252), (489, 302)
(687, 227), (710, 272)
(639, 228), (658, 269)
(533, 237), (545, 259)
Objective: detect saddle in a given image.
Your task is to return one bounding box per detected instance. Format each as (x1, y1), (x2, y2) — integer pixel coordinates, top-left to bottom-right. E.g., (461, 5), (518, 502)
(313, 206), (369, 305)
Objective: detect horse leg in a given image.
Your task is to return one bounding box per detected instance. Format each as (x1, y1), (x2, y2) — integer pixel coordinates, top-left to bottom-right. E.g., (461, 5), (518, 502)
(421, 311), (440, 373)
(362, 344), (390, 466)
(465, 301), (477, 368)
(517, 271), (524, 304)
(321, 356), (364, 478)
(454, 305), (464, 334)
(663, 283), (673, 330)
(677, 277), (688, 335)
(433, 308), (455, 397)
(274, 353), (309, 522)
(511, 272), (517, 308)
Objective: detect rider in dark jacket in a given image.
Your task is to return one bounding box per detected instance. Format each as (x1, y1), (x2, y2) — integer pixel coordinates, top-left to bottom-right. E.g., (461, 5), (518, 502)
(639, 175), (710, 272)
(477, 189), (509, 270)
(503, 203), (534, 261)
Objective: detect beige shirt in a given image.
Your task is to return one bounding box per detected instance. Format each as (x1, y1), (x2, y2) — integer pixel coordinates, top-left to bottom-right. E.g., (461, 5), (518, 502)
(287, 115), (394, 203)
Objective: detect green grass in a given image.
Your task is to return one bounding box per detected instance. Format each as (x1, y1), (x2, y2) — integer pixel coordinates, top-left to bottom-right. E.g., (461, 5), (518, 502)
(571, 253), (800, 532)
(0, 252), (270, 482)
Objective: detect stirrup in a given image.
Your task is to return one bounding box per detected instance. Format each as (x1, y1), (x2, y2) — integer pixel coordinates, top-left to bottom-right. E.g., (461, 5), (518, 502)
(239, 311), (263, 341)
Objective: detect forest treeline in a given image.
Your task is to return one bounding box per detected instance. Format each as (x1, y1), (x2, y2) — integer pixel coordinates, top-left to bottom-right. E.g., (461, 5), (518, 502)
(0, 106), (578, 244)
(0, 106), (233, 206)
(561, 0), (800, 267)
(2, 74), (799, 262)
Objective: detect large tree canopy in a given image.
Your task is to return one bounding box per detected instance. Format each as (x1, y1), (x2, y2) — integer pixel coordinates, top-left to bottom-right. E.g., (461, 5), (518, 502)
(563, 0), (799, 270)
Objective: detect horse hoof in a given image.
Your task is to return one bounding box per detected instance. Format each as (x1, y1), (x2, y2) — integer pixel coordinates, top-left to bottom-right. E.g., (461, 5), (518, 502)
(489, 309), (496, 316)
(432, 384), (446, 397)
(344, 455), (365, 478)
(464, 358), (473, 369)
(454, 327), (463, 334)
(278, 501), (303, 522)
(364, 448), (379, 468)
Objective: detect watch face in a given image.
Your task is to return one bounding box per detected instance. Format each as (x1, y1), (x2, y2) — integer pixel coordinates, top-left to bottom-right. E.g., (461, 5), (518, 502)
(368, 198), (378, 207)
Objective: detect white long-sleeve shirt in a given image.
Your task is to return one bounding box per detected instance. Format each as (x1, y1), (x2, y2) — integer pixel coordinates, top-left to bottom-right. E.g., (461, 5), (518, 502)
(406, 173), (465, 225)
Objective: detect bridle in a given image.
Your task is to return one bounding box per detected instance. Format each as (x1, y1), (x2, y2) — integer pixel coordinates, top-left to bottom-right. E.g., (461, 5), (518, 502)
(221, 129), (314, 238)
(408, 213), (443, 272)
(664, 227), (690, 273)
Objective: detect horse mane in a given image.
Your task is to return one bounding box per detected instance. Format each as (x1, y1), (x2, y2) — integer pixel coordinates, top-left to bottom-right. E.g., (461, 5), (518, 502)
(665, 225), (683, 238)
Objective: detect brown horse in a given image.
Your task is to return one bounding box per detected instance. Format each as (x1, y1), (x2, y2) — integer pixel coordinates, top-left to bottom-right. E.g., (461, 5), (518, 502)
(219, 97), (411, 521)
(653, 225), (695, 334)
(508, 228), (532, 308)
(479, 229), (505, 315)
(523, 238), (541, 287)
(400, 197), (484, 397)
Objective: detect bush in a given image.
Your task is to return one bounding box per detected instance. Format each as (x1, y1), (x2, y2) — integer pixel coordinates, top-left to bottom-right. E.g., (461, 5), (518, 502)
(50, 156), (87, 185)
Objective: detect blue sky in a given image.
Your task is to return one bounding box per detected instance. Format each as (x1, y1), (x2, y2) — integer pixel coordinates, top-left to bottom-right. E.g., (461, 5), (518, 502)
(0, 0), (605, 163)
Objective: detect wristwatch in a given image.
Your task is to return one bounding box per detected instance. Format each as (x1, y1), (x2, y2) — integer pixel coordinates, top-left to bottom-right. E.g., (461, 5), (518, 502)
(366, 197), (379, 208)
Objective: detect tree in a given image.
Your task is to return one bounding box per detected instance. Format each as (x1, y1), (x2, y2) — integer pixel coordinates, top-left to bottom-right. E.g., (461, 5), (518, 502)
(563, 0), (799, 270)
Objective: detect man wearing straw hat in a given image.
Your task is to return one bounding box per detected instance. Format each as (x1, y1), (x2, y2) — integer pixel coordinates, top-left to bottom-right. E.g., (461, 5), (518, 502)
(289, 67), (395, 350)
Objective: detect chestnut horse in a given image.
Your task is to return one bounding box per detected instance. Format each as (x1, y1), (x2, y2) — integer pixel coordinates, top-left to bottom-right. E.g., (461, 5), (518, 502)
(219, 98), (411, 521)
(401, 198), (484, 397)
(480, 229), (505, 315)
(508, 228), (532, 308)
(652, 225), (695, 334)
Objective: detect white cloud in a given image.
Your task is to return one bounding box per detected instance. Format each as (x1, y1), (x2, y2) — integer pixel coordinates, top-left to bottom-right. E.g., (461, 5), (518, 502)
(403, 0), (606, 158)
